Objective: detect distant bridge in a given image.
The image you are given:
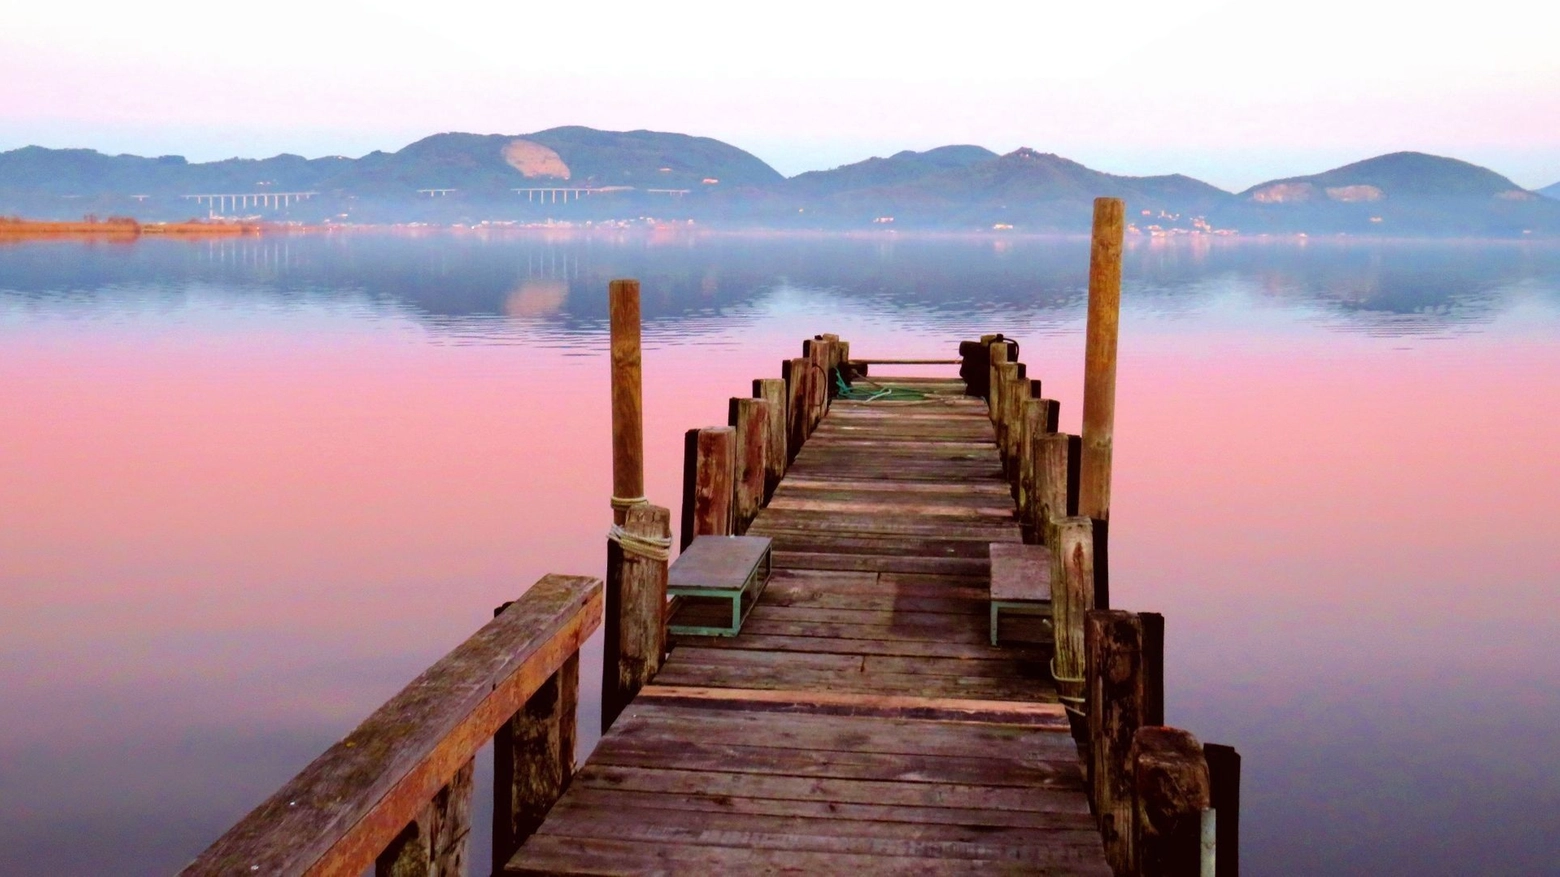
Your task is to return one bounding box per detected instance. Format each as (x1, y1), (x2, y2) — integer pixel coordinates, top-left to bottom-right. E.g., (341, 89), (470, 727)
(513, 186), (634, 203)
(417, 188), (457, 197)
(183, 192), (319, 214)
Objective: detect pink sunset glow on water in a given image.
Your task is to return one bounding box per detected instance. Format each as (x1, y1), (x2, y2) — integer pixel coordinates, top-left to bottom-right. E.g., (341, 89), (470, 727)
(2, 233), (1558, 874)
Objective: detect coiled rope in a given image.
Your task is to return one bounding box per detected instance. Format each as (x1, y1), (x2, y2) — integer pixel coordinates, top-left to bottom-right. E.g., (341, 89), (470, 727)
(607, 495), (672, 562)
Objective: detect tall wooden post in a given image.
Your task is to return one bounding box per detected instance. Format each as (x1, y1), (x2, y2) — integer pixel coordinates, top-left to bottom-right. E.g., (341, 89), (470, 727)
(492, 651), (578, 871)
(602, 503), (671, 732)
(608, 279), (645, 526)
(1133, 727), (1211, 877)
(752, 379), (787, 499)
(1086, 608), (1164, 875)
(728, 398), (769, 533)
(1080, 198), (1124, 602)
(680, 426), (735, 550)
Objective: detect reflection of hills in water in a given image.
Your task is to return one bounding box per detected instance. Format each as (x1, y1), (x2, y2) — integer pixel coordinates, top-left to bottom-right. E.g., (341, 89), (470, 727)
(1, 233), (1557, 338)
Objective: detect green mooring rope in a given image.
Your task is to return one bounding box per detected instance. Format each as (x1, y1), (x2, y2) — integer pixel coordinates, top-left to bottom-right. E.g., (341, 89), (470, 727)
(834, 370), (930, 402)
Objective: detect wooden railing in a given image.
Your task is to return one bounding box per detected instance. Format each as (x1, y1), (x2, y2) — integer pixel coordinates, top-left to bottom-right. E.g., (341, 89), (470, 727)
(181, 574), (601, 877)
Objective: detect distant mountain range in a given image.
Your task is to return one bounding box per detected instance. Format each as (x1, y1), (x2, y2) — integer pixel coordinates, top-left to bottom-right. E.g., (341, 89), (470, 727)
(2, 128), (1556, 236)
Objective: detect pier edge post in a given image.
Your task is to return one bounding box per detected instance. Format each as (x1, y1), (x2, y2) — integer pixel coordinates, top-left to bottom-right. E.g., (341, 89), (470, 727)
(728, 398), (769, 533)
(1132, 726), (1211, 877)
(608, 279), (645, 526)
(1080, 197), (1124, 603)
(602, 503), (671, 732)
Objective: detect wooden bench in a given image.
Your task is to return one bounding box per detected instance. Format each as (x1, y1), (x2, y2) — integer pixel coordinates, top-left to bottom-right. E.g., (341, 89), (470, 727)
(989, 542), (1053, 645)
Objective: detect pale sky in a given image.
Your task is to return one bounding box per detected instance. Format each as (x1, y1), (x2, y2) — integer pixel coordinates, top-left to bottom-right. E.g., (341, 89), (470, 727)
(2, 0), (1557, 190)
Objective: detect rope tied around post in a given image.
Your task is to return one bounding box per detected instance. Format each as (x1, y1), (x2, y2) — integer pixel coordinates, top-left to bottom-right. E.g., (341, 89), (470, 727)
(609, 495), (648, 511)
(1050, 657), (1087, 718)
(606, 522), (672, 563)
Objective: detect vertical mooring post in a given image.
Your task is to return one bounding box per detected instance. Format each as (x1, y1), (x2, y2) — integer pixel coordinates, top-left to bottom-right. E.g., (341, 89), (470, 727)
(1050, 516), (1095, 713)
(602, 503), (671, 733)
(1080, 197), (1125, 607)
(603, 278), (669, 733)
(987, 339), (1009, 424)
(783, 358), (809, 461)
(1086, 608), (1165, 875)
(608, 279), (645, 526)
(1132, 726), (1212, 877)
(728, 397), (769, 534)
(753, 378), (788, 500)
(680, 426), (735, 550)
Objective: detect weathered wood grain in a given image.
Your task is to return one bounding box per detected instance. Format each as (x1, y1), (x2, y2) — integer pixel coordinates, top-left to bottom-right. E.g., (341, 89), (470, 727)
(1132, 726), (1211, 877)
(752, 378), (787, 498)
(608, 279), (644, 526)
(602, 503), (671, 731)
(183, 574), (601, 877)
(1081, 197), (1124, 524)
(728, 397), (769, 533)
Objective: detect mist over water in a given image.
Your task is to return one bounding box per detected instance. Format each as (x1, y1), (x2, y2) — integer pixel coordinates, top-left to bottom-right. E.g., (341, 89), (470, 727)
(2, 231), (1558, 875)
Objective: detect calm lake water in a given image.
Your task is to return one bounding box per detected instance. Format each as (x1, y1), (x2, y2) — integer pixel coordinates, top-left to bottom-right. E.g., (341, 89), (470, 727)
(2, 231), (1558, 875)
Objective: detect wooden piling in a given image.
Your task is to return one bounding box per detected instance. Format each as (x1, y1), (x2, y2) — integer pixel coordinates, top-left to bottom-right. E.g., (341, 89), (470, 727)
(1033, 433), (1074, 547)
(782, 358), (809, 460)
(601, 503), (671, 732)
(493, 652), (579, 871)
(728, 398), (769, 533)
(608, 279), (645, 526)
(987, 340), (1009, 422)
(1080, 198), (1124, 601)
(1086, 609), (1164, 875)
(752, 378), (787, 498)
(802, 339), (826, 431)
(377, 759), (473, 877)
(680, 426), (735, 550)
(1018, 398), (1046, 536)
(1204, 743), (1241, 877)
(1002, 363), (1028, 486)
(1133, 727), (1211, 877)
(1051, 516), (1095, 710)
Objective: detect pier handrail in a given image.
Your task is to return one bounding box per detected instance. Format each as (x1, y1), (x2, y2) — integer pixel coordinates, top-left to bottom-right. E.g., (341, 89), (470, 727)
(182, 573), (602, 877)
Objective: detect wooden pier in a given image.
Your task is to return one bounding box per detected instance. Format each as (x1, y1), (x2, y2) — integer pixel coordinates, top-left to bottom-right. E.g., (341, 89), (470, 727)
(184, 199), (1239, 877)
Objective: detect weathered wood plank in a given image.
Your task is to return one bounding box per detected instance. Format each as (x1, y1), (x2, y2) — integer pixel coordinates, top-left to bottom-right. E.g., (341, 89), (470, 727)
(183, 575), (602, 877)
(634, 685), (1068, 726)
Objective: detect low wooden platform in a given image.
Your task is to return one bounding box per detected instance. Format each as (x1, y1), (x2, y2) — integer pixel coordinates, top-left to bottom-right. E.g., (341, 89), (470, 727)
(508, 377), (1110, 874)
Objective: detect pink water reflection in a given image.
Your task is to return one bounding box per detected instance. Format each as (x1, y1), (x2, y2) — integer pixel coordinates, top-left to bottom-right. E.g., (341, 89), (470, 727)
(3, 234), (1559, 874)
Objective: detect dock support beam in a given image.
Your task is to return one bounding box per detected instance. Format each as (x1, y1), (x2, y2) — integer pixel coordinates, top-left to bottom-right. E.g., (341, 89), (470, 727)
(493, 652), (579, 871)
(602, 503), (670, 732)
(1080, 197), (1124, 605)
(752, 378), (787, 499)
(728, 397), (770, 534)
(1132, 727), (1211, 877)
(681, 426), (735, 549)
(1086, 608), (1164, 875)
(377, 760), (473, 877)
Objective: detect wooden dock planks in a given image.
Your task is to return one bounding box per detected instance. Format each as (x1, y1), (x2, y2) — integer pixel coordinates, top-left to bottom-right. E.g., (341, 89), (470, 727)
(507, 380), (1110, 875)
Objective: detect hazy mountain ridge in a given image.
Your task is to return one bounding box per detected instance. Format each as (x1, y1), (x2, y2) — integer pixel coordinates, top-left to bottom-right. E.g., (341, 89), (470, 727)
(1, 131), (1555, 235)
(1540, 182), (1560, 200)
